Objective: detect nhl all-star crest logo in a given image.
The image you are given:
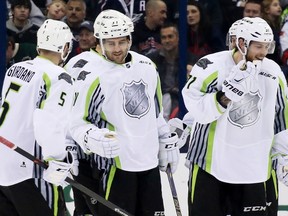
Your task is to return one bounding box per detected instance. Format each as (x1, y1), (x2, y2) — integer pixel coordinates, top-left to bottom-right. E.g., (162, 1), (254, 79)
(121, 79), (150, 119)
(228, 92), (262, 128)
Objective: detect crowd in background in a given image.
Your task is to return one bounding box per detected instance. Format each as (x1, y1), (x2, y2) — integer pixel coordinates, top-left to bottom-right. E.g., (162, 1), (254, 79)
(5, 0), (288, 119)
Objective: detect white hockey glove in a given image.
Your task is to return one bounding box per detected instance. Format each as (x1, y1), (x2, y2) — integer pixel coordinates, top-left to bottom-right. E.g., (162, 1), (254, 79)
(168, 118), (191, 149)
(158, 132), (180, 174)
(65, 139), (79, 176)
(222, 60), (258, 102)
(43, 152), (74, 187)
(275, 155), (288, 186)
(83, 128), (120, 158)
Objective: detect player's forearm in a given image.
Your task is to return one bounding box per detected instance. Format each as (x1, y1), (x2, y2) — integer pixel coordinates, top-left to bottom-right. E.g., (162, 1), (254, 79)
(182, 89), (226, 124)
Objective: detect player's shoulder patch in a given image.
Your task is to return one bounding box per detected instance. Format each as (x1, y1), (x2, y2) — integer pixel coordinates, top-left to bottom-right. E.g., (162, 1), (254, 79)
(58, 73), (73, 84)
(196, 58), (213, 69)
(77, 70), (91, 81)
(73, 59), (88, 68)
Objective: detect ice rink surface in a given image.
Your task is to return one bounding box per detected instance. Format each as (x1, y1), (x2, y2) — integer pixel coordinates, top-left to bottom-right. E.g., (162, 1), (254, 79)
(66, 154), (288, 216)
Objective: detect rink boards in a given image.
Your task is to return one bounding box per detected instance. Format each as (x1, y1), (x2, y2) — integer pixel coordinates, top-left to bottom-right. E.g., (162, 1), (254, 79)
(64, 154), (288, 216)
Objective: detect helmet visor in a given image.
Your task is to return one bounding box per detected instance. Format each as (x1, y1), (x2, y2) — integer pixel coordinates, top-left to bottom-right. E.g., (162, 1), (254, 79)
(268, 41), (275, 54)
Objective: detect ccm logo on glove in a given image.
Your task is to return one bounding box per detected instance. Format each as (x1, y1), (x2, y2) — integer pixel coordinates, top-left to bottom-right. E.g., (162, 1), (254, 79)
(164, 143), (177, 149)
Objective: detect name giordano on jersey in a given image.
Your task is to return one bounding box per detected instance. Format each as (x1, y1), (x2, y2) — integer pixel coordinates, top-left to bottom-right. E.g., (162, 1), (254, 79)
(6, 65), (36, 83)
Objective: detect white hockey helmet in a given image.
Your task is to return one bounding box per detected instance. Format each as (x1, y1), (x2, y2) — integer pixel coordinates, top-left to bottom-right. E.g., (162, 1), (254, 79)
(93, 9), (134, 40)
(226, 19), (242, 49)
(93, 10), (134, 60)
(37, 19), (73, 61)
(236, 17), (275, 55)
(229, 19), (242, 37)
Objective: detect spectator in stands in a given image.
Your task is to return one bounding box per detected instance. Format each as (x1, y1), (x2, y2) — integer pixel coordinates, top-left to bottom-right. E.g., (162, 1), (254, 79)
(64, 0), (87, 63)
(186, 0), (213, 59)
(75, 20), (96, 54)
(243, 0), (262, 17)
(6, 0), (46, 26)
(262, 0), (282, 64)
(147, 23), (198, 120)
(6, 0), (39, 44)
(132, 0), (167, 55)
(65, 0), (86, 36)
(6, 35), (37, 69)
(46, 0), (66, 20)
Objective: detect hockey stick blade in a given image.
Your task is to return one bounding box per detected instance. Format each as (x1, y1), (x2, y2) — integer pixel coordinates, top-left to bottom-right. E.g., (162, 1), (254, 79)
(0, 136), (133, 216)
(166, 165), (182, 216)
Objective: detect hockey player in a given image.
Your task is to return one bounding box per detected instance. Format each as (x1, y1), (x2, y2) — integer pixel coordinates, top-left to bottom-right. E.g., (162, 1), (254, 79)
(69, 9), (180, 215)
(182, 17), (288, 216)
(65, 9), (130, 78)
(227, 18), (279, 216)
(226, 19), (242, 50)
(65, 10), (135, 216)
(64, 28), (100, 216)
(0, 19), (74, 216)
(167, 20), (247, 155)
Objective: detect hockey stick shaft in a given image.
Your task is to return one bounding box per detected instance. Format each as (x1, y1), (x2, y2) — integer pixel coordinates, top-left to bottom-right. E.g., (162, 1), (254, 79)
(166, 165), (182, 216)
(0, 136), (133, 216)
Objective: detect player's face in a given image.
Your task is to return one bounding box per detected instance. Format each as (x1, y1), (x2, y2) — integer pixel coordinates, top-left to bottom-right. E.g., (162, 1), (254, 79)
(102, 37), (130, 64)
(229, 35), (237, 50)
(246, 41), (270, 61)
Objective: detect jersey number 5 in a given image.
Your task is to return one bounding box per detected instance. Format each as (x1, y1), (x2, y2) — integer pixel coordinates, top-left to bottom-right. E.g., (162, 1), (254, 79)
(0, 83), (21, 126)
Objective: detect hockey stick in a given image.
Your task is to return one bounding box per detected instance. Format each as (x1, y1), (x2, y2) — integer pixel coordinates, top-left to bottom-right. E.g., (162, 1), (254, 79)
(0, 136), (133, 216)
(166, 165), (182, 216)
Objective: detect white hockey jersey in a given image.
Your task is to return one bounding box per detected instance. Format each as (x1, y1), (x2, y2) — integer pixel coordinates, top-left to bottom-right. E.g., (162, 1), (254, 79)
(65, 49), (106, 162)
(70, 51), (170, 172)
(0, 56), (74, 186)
(65, 49), (103, 79)
(182, 50), (288, 183)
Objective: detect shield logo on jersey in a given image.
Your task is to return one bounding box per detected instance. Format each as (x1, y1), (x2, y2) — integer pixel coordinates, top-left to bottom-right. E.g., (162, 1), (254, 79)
(228, 92), (262, 128)
(121, 80), (150, 119)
